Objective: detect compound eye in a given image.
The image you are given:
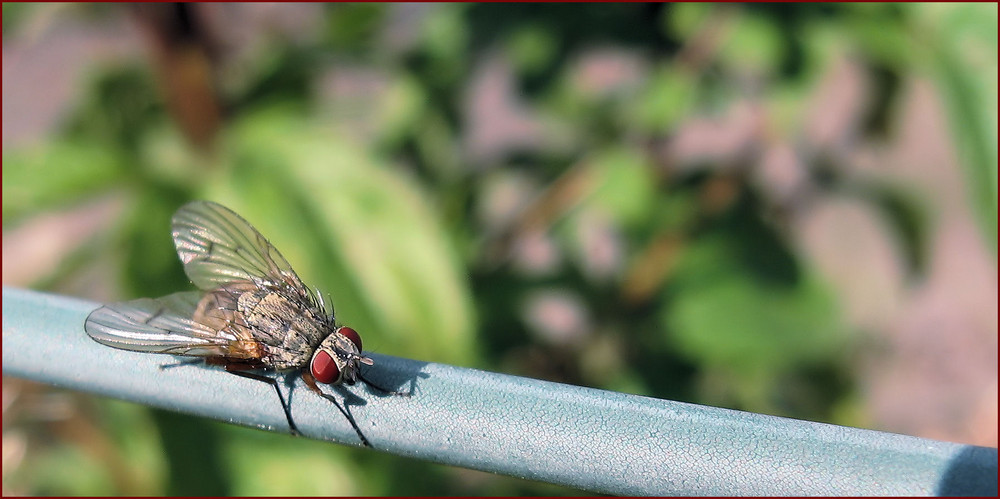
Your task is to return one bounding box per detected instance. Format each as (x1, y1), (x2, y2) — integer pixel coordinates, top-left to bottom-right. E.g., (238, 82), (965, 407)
(311, 350), (341, 384)
(338, 326), (363, 351)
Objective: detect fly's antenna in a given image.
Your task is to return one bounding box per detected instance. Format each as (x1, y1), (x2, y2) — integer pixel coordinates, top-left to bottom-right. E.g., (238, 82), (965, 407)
(334, 345), (374, 366)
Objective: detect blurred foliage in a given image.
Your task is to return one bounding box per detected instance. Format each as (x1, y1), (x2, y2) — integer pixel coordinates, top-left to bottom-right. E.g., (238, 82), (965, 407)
(2, 2), (995, 496)
(915, 3), (998, 254)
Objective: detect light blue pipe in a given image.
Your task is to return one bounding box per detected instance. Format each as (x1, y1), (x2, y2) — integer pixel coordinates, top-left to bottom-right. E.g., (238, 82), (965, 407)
(3, 287), (995, 495)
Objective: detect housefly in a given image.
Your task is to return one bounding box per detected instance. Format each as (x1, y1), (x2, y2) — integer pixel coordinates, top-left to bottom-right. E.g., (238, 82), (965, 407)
(85, 200), (402, 446)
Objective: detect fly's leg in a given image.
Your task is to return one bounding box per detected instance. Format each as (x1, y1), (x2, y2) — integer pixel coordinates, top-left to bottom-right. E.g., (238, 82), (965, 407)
(302, 372), (372, 447)
(227, 369), (300, 436)
(158, 358), (203, 370)
(211, 359), (300, 436)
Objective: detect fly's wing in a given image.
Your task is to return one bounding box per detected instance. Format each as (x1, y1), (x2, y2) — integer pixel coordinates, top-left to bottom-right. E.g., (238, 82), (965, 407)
(171, 201), (311, 301)
(85, 291), (260, 359)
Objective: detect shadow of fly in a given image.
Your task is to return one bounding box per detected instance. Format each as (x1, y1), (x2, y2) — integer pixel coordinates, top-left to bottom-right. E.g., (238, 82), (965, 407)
(85, 200), (408, 446)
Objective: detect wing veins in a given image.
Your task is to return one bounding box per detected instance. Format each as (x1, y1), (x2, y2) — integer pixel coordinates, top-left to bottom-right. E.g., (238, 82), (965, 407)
(84, 291), (249, 358)
(172, 201), (306, 293)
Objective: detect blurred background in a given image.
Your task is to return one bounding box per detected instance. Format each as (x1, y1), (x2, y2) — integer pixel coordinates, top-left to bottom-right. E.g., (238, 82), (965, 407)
(2, 3), (996, 495)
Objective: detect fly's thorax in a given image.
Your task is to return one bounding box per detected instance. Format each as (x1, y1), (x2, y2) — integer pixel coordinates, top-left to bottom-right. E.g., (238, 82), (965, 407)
(238, 288), (330, 369)
(236, 288), (293, 321)
(309, 326), (370, 385)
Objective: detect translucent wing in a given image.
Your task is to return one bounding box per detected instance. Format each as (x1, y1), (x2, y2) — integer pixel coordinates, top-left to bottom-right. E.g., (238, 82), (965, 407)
(84, 290), (259, 359)
(171, 200), (308, 295)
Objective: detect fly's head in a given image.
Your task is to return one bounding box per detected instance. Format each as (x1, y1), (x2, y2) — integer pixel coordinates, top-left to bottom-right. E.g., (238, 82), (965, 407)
(309, 326), (373, 385)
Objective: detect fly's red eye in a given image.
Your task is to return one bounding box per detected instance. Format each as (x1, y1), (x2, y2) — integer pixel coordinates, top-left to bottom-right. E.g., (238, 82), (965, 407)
(311, 350), (341, 384)
(338, 326), (362, 351)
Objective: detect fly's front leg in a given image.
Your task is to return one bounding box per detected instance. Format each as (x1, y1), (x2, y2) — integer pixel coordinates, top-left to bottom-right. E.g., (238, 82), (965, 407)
(301, 372), (372, 447)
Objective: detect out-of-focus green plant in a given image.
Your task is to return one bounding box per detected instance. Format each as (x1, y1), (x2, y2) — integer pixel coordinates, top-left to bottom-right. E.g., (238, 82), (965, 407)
(2, 2), (994, 495)
(916, 3), (997, 255)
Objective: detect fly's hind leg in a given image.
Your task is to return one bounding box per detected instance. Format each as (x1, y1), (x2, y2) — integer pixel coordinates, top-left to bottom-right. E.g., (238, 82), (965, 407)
(158, 358), (203, 370)
(210, 358), (300, 437)
(302, 372), (372, 447)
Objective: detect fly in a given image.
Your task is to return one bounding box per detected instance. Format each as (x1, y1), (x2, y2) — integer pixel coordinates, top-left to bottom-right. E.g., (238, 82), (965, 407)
(85, 200), (404, 446)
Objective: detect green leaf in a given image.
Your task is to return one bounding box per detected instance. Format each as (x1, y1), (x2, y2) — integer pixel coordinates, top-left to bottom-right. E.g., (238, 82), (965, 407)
(664, 236), (843, 375)
(719, 13), (784, 76)
(628, 66), (697, 133)
(920, 3), (998, 255)
(507, 24), (558, 76)
(222, 429), (361, 495)
(2, 139), (125, 221)
(588, 147), (657, 228)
